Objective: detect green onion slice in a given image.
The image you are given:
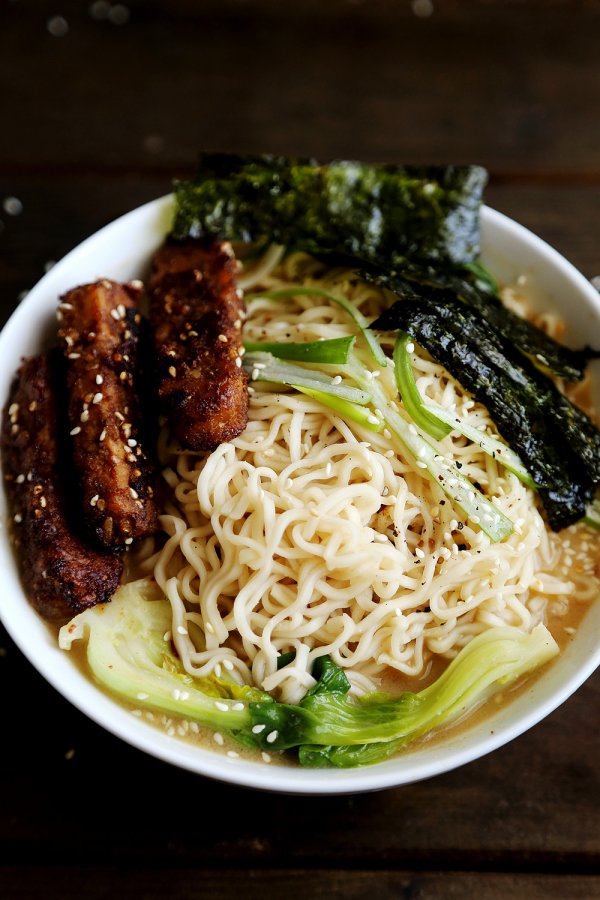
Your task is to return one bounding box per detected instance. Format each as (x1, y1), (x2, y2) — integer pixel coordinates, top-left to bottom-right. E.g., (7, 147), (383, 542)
(245, 285), (388, 367)
(243, 352), (371, 405)
(244, 335), (355, 365)
(295, 386), (384, 432)
(345, 354), (514, 542)
(393, 332), (451, 442)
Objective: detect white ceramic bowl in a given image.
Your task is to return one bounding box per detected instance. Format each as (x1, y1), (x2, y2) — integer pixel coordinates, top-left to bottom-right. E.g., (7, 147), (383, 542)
(0, 196), (599, 794)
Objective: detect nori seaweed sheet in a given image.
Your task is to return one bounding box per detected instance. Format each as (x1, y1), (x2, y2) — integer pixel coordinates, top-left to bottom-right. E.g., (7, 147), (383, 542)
(371, 297), (598, 530)
(173, 153), (488, 268)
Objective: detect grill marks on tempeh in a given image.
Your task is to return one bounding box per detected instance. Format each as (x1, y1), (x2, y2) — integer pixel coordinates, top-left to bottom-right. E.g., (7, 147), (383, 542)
(148, 239), (248, 451)
(1, 355), (123, 622)
(58, 280), (158, 551)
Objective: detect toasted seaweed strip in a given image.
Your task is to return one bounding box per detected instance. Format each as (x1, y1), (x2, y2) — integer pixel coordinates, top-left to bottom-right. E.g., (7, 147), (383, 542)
(367, 266), (600, 382)
(173, 153), (488, 268)
(371, 298), (596, 530)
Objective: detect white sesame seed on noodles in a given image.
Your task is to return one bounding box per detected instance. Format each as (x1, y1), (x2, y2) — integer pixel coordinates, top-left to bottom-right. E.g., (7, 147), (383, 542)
(145, 250), (599, 716)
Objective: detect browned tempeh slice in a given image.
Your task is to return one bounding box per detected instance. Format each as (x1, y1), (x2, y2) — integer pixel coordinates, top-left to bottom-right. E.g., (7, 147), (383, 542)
(58, 279), (158, 551)
(1, 354), (123, 622)
(148, 239), (248, 450)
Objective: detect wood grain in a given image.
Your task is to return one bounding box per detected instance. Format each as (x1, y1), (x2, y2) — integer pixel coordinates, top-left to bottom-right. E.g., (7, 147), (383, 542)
(0, 868), (599, 900)
(0, 2), (599, 898)
(2, 1), (600, 174)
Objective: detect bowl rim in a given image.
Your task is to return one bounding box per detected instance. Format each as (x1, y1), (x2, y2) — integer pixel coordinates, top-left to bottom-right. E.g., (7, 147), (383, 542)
(0, 195), (599, 794)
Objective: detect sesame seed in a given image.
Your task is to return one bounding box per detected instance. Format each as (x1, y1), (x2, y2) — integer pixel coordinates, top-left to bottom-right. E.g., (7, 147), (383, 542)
(99, 429), (107, 441)
(205, 622), (215, 634)
(127, 439), (137, 447)
(223, 659), (234, 671)
(367, 415), (380, 425)
(125, 538), (133, 546)
(406, 342), (415, 353)
(332, 375), (343, 385)
(95, 374), (104, 385)
(232, 702), (244, 711)
(92, 393), (103, 404)
(68, 352), (81, 360)
(16, 474), (24, 484)
(266, 730), (279, 744)
(8, 403), (18, 417)
(235, 357), (242, 367)
(215, 702), (229, 713)
(227, 751), (239, 759)
(416, 461), (427, 469)
(117, 304), (126, 318)
(40, 496), (46, 508)
(163, 631), (171, 642)
(70, 426), (81, 436)
(261, 752), (272, 764)
(120, 371), (128, 381)
(415, 547), (425, 559)
(218, 334), (228, 343)
(130, 488), (138, 499)
(13, 513), (22, 523)
(252, 723), (266, 734)
(176, 625), (188, 635)
(383, 429), (392, 440)
(80, 410), (89, 423)
(169, 366), (177, 378)
(110, 308), (120, 321)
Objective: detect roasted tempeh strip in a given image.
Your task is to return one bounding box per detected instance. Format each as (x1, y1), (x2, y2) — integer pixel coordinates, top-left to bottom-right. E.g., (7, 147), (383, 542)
(1, 354), (123, 621)
(58, 279), (158, 550)
(148, 239), (248, 450)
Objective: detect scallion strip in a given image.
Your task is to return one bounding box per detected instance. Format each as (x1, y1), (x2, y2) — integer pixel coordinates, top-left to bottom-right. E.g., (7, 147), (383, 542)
(243, 353), (371, 404)
(393, 333), (535, 487)
(295, 386), (384, 432)
(345, 354), (514, 542)
(393, 332), (451, 442)
(427, 403), (537, 489)
(584, 498), (600, 529)
(244, 336), (355, 364)
(245, 285), (388, 367)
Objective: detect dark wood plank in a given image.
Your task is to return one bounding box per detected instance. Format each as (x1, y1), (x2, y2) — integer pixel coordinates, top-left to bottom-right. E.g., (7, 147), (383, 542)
(0, 617), (599, 869)
(1, 868), (600, 900)
(2, 1), (600, 174)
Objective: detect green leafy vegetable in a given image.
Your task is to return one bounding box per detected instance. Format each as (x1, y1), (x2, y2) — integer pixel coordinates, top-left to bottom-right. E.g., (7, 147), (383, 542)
(245, 622), (557, 762)
(244, 335), (355, 365)
(173, 153), (488, 269)
(585, 497), (600, 529)
(343, 353), (514, 542)
(243, 352), (371, 404)
(60, 582), (559, 769)
(294, 386), (384, 432)
(245, 285), (387, 366)
(393, 332), (451, 442)
(58, 581), (266, 730)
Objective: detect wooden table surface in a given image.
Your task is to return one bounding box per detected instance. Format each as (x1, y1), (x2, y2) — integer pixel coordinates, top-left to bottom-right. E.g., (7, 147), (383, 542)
(1, 2), (599, 898)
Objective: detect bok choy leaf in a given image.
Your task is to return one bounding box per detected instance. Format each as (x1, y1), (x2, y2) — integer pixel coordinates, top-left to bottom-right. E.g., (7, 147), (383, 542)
(60, 582), (558, 768)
